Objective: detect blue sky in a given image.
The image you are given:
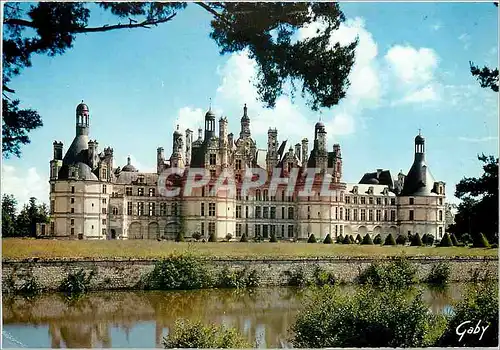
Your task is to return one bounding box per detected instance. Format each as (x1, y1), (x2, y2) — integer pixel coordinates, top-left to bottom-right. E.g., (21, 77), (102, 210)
(2, 2), (498, 206)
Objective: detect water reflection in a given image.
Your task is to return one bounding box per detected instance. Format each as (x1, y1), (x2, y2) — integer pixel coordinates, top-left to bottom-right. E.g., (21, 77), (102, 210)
(2, 285), (466, 348)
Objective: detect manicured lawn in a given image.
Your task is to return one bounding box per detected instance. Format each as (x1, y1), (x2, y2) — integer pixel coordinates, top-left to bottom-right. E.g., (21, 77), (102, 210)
(2, 238), (497, 260)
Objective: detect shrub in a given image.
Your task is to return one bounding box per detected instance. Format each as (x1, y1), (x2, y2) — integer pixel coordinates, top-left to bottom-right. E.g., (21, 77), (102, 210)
(285, 267), (308, 287)
(472, 232), (490, 248)
(461, 233), (472, 245)
(410, 233), (423, 246)
(439, 233), (453, 247)
(336, 234), (344, 244)
(291, 286), (445, 348)
(342, 235), (351, 244)
(450, 233), (459, 246)
(307, 234), (317, 243)
(436, 282), (498, 347)
(163, 319), (250, 348)
(323, 234), (333, 244)
(384, 234), (396, 246)
(361, 234), (373, 245)
(426, 261), (451, 286)
(422, 234), (434, 246)
(216, 267), (260, 289)
(191, 232), (201, 241)
(396, 235), (407, 245)
(491, 243), (498, 249)
(147, 255), (213, 290)
(208, 232), (216, 242)
(270, 231), (278, 243)
(225, 233), (233, 242)
(312, 265), (336, 286)
(358, 257), (417, 289)
(373, 234), (382, 244)
(355, 234), (362, 243)
(239, 233), (248, 242)
(18, 273), (42, 296)
(349, 235), (355, 243)
(59, 269), (96, 296)
(175, 231), (185, 242)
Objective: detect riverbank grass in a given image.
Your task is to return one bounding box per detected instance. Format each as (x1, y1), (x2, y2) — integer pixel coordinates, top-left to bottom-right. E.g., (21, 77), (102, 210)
(2, 238), (497, 260)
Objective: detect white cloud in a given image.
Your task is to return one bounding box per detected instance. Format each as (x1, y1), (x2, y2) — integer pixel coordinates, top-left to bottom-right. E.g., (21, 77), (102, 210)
(458, 33), (471, 50)
(385, 45), (438, 86)
(176, 107), (205, 132)
(401, 84), (440, 103)
(432, 23), (442, 31)
(458, 136), (498, 143)
(1, 165), (49, 209)
(117, 154), (155, 173)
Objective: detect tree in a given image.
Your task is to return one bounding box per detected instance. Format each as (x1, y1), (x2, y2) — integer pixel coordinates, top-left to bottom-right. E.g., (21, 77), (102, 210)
(208, 232), (217, 242)
(361, 234), (373, 245)
(449, 154), (498, 243)
(396, 235), (407, 245)
(14, 196), (49, 237)
(323, 234), (333, 244)
(225, 233), (233, 242)
(355, 234), (362, 243)
(342, 235), (351, 244)
(175, 230), (185, 242)
(270, 230), (278, 242)
(438, 233), (453, 247)
(192, 232), (201, 241)
(3, 2), (357, 158)
(472, 232), (490, 248)
(336, 234), (344, 244)
(239, 232), (248, 242)
(449, 233), (459, 246)
(2, 194), (18, 237)
(307, 234), (317, 243)
(373, 234), (382, 245)
(410, 233), (423, 247)
(384, 234), (396, 246)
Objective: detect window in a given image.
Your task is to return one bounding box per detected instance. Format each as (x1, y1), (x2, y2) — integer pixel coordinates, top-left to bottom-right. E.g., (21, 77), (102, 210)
(369, 210), (373, 221)
(353, 209), (358, 221)
(101, 168), (107, 179)
(112, 207), (118, 215)
(384, 198), (388, 205)
(263, 190), (269, 201)
(271, 195), (276, 201)
(209, 154), (216, 165)
(335, 207), (338, 220)
(235, 159), (242, 170)
(149, 188), (155, 197)
(102, 198), (107, 204)
(281, 225), (285, 237)
(235, 173), (242, 182)
(202, 187), (205, 197)
(376, 197), (381, 205)
(172, 202), (178, 216)
(138, 176), (144, 184)
(102, 219), (106, 225)
(255, 224), (261, 237)
(210, 169), (216, 179)
(245, 206), (249, 218)
(138, 188), (144, 196)
(126, 187), (132, 196)
(439, 227), (443, 237)
(409, 198), (414, 205)
(376, 210), (381, 221)
(439, 198), (443, 205)
(51, 183), (55, 192)
(288, 207), (294, 220)
(340, 208), (343, 220)
(353, 196), (358, 204)
(340, 225), (344, 235)
(281, 207), (285, 219)
(209, 203), (216, 216)
(160, 203), (167, 216)
(360, 209), (366, 221)
(102, 208), (107, 214)
(236, 205), (241, 218)
(281, 191), (285, 202)
(360, 197), (366, 205)
(439, 210), (443, 221)
(127, 202), (133, 215)
(71, 186), (75, 193)
(208, 222), (216, 235)
(201, 222), (205, 236)
(287, 225), (294, 238)
(201, 203), (205, 216)
(270, 207), (276, 219)
(270, 224), (276, 237)
(409, 210), (414, 221)
(71, 219), (74, 226)
(236, 189), (242, 200)
(70, 197), (75, 204)
(391, 198), (396, 206)
(71, 228), (75, 235)
(391, 210), (396, 221)
(256, 190), (261, 201)
(51, 200), (55, 214)
(149, 203), (155, 216)
(236, 224), (242, 237)
(384, 210), (388, 221)
(287, 195), (293, 202)
(102, 185), (107, 194)
(71, 208), (74, 213)
(245, 223), (249, 235)
(346, 209), (351, 221)
(51, 222), (55, 235)
(345, 196), (351, 204)
(255, 206), (262, 218)
(369, 197), (373, 205)
(102, 228), (106, 236)
(263, 207), (269, 219)
(138, 202), (144, 216)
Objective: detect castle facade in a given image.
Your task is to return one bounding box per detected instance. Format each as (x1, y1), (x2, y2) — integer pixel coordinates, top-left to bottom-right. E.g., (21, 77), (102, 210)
(48, 102), (446, 241)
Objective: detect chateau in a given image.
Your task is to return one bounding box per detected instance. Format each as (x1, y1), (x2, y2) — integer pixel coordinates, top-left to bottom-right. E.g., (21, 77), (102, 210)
(48, 101), (446, 241)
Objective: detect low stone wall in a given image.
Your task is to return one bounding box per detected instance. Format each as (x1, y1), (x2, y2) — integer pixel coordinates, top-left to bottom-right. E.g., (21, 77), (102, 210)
(2, 256), (497, 293)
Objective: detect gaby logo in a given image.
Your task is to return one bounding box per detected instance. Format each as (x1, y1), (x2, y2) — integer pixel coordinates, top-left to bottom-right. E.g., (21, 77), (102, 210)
(456, 320), (490, 342)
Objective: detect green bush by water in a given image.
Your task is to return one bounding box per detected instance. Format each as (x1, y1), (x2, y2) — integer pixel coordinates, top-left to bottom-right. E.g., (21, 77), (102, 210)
(358, 257), (417, 289)
(59, 268), (96, 297)
(426, 261), (451, 286)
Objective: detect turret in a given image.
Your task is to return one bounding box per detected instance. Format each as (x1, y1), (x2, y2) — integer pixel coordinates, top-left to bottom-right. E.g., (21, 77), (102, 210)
(228, 133), (234, 149)
(157, 147), (165, 174)
(294, 143), (301, 161)
(219, 117), (228, 167)
(53, 141), (63, 160)
(172, 125), (183, 155)
(204, 108), (216, 140)
(185, 129), (193, 166)
(88, 139), (98, 170)
(239, 104), (251, 138)
(266, 128), (278, 171)
(333, 143), (342, 182)
(76, 100), (89, 136)
(50, 141), (63, 180)
(301, 138), (309, 166)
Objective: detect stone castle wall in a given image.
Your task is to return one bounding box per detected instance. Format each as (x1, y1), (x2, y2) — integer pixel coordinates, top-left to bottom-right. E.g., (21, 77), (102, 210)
(2, 257), (497, 293)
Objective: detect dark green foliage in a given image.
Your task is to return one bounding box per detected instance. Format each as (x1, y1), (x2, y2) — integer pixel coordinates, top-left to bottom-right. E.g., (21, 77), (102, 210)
(437, 282), (498, 347)
(472, 232), (490, 248)
(439, 233), (453, 247)
(191, 232), (201, 241)
(422, 233), (435, 246)
(59, 268), (96, 296)
(384, 234), (396, 246)
(175, 230), (185, 242)
(311, 265), (336, 286)
(450, 233), (459, 246)
(323, 234), (333, 244)
(355, 234), (362, 243)
(491, 243), (498, 248)
(285, 267), (308, 287)
(3, 2), (356, 158)
(396, 235), (407, 245)
(225, 233), (233, 242)
(307, 234), (317, 243)
(450, 154), (498, 244)
(426, 261), (451, 286)
(18, 273), (41, 296)
(358, 257), (418, 289)
(239, 232), (248, 242)
(349, 235), (355, 243)
(410, 233), (423, 246)
(336, 234), (344, 244)
(470, 62), (499, 92)
(269, 230), (278, 242)
(147, 255), (213, 290)
(361, 234), (373, 245)
(342, 235), (351, 244)
(216, 267), (260, 289)
(291, 286), (444, 348)
(2, 195), (50, 237)
(373, 234), (382, 244)
(2, 194), (17, 237)
(208, 232), (216, 242)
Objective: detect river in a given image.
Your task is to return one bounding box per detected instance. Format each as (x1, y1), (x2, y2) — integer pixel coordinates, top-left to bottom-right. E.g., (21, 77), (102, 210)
(2, 284), (466, 348)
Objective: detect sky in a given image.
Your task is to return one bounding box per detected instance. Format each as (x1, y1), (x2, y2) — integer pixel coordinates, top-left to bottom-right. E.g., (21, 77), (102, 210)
(2, 2), (499, 208)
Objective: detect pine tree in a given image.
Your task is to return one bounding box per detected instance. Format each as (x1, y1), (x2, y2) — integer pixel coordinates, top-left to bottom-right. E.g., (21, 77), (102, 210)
(270, 231), (278, 242)
(439, 233), (453, 247)
(373, 234), (382, 244)
(361, 234), (373, 245)
(384, 234), (396, 246)
(323, 234), (333, 244)
(336, 234), (344, 244)
(307, 234), (317, 243)
(410, 233), (423, 246)
(355, 234), (362, 243)
(472, 232), (490, 248)
(342, 235), (351, 244)
(240, 232), (248, 242)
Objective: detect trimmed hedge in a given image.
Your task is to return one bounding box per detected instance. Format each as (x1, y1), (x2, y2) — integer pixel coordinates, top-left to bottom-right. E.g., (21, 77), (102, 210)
(307, 234), (317, 243)
(396, 235), (407, 245)
(472, 233), (490, 248)
(343, 235), (352, 244)
(439, 233), (453, 247)
(269, 231), (278, 243)
(323, 234), (333, 244)
(361, 234), (373, 245)
(355, 234), (362, 243)
(450, 233), (459, 246)
(239, 233), (248, 242)
(336, 234), (344, 244)
(384, 234), (396, 246)
(373, 234), (382, 244)
(410, 233), (423, 246)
